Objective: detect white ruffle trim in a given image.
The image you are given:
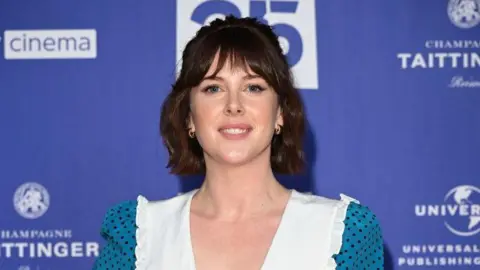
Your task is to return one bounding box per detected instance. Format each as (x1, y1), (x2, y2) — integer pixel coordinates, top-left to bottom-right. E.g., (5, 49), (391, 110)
(135, 195), (148, 270)
(325, 193), (360, 269)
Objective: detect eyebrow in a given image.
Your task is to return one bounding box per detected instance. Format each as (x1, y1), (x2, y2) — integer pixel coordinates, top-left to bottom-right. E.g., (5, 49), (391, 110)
(202, 74), (262, 81)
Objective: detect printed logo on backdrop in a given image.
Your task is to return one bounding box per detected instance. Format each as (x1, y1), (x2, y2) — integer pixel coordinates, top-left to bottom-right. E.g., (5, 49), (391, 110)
(442, 185), (480, 236)
(1, 182), (100, 268)
(176, 0), (318, 90)
(13, 182), (50, 219)
(397, 1), (480, 89)
(397, 184), (480, 268)
(1, 29), (97, 60)
(448, 0), (480, 28)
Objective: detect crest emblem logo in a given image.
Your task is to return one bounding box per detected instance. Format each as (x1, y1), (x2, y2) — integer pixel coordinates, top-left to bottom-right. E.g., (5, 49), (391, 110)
(13, 182), (50, 219)
(448, 0), (480, 28)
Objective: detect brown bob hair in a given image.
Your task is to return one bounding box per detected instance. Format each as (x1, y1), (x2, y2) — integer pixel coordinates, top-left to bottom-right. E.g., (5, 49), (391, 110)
(160, 15), (306, 175)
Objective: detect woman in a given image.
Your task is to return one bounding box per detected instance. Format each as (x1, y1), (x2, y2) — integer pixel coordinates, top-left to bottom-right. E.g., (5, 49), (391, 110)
(93, 15), (384, 270)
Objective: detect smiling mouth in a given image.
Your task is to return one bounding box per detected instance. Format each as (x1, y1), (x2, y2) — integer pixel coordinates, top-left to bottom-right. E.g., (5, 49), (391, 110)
(219, 128), (249, 134)
(218, 125), (253, 139)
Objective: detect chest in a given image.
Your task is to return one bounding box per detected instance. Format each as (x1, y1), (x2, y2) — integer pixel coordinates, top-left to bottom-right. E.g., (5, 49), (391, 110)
(139, 192), (340, 270)
(190, 216), (281, 270)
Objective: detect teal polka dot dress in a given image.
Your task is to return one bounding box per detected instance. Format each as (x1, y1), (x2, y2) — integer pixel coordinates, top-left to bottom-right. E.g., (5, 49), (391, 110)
(332, 202), (384, 269)
(93, 190), (384, 269)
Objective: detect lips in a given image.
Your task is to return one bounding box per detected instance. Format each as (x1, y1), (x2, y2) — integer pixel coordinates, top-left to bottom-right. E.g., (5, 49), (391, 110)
(221, 128), (248, 134)
(218, 124), (252, 139)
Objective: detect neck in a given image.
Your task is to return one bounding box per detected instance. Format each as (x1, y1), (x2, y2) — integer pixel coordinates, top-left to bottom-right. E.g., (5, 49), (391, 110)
(194, 151), (289, 220)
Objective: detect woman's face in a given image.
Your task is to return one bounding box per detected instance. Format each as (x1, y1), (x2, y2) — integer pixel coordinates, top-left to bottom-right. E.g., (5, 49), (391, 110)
(189, 56), (283, 166)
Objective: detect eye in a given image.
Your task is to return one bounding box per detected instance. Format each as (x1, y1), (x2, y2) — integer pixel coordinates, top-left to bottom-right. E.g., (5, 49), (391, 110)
(203, 85), (221, 93)
(246, 84), (266, 93)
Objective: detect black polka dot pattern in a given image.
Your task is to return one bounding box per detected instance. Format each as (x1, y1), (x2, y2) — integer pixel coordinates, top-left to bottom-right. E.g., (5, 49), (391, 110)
(93, 200), (137, 270)
(92, 199), (383, 269)
(332, 202), (384, 269)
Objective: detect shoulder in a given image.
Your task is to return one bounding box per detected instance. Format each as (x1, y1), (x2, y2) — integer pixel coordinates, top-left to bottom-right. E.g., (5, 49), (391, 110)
(342, 200), (383, 251)
(333, 196), (384, 269)
(293, 191), (381, 235)
(99, 191), (193, 239)
(291, 191), (362, 220)
(94, 191), (196, 269)
(344, 200), (382, 233)
(100, 199), (138, 240)
(94, 199), (138, 269)
(290, 191), (383, 268)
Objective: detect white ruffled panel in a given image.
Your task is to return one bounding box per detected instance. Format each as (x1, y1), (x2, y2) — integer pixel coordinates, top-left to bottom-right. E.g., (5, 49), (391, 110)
(135, 195), (149, 270)
(325, 193), (360, 269)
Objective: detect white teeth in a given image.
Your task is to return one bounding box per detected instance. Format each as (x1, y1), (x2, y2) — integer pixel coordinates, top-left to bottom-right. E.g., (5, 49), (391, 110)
(221, 128), (247, 134)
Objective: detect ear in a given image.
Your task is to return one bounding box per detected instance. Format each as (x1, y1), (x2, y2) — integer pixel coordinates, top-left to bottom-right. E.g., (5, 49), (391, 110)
(275, 107), (284, 128)
(187, 113), (195, 132)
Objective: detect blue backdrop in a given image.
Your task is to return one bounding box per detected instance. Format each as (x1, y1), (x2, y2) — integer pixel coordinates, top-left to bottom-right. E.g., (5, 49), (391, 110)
(1, 0), (479, 269)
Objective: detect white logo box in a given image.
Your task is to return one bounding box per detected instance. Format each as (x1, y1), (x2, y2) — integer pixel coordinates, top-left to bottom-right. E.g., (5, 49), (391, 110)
(4, 29), (97, 60)
(176, 0), (318, 90)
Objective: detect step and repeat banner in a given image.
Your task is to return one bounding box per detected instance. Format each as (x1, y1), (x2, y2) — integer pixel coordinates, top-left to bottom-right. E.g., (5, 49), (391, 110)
(1, 0), (479, 269)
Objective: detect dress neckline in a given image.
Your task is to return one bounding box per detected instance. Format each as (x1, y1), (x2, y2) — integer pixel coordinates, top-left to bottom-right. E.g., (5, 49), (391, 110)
(183, 188), (297, 270)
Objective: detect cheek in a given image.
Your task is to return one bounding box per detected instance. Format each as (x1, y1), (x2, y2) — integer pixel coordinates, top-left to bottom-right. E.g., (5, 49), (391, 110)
(248, 101), (279, 130)
(191, 100), (222, 131)
(191, 108), (220, 149)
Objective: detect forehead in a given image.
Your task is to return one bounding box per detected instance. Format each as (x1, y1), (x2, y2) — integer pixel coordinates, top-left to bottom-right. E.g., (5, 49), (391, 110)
(204, 51), (258, 78)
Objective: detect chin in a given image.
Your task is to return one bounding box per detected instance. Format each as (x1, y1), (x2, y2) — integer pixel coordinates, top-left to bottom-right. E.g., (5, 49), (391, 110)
(216, 150), (253, 166)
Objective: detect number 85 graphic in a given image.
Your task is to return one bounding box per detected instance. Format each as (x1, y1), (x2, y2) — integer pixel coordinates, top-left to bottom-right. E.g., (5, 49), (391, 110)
(191, 0), (303, 67)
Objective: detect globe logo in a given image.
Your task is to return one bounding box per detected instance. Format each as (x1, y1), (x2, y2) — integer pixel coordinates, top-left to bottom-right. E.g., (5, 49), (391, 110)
(444, 185), (480, 237)
(13, 182), (50, 219)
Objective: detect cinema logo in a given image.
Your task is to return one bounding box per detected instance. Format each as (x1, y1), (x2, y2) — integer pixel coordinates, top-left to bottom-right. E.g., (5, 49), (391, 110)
(0, 182), (100, 263)
(1, 29), (97, 60)
(397, 185), (480, 267)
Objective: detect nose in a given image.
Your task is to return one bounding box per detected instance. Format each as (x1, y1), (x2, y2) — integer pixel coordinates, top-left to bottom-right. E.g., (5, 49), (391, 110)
(224, 92), (245, 116)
